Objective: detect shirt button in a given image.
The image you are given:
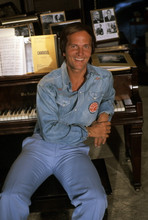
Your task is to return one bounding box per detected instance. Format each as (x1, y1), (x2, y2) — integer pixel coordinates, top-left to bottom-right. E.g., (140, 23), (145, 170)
(75, 108), (77, 111)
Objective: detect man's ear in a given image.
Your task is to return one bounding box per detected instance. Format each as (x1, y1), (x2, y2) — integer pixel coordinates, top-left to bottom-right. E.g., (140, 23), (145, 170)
(63, 52), (66, 57)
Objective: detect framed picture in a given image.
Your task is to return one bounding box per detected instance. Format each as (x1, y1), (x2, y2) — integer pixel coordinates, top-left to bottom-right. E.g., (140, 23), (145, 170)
(40, 11), (66, 35)
(90, 8), (119, 43)
(12, 23), (35, 37)
(1, 15), (38, 26)
(91, 52), (136, 71)
(50, 19), (81, 37)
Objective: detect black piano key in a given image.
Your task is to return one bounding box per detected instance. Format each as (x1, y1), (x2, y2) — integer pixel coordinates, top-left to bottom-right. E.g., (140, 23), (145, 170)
(10, 109), (15, 115)
(3, 109), (9, 115)
(17, 107), (23, 114)
(28, 106), (32, 114)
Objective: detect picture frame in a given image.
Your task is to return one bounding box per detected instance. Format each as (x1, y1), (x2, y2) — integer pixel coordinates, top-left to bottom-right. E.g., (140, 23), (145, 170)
(91, 52), (136, 71)
(1, 15), (38, 26)
(40, 11), (66, 35)
(90, 8), (119, 43)
(11, 23), (35, 37)
(50, 19), (81, 37)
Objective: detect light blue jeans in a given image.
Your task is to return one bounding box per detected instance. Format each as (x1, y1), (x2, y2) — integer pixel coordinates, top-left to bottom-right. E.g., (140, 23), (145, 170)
(0, 134), (107, 220)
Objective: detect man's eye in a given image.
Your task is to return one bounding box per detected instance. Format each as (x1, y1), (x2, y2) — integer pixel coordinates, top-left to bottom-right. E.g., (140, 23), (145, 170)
(84, 45), (90, 49)
(71, 45), (77, 49)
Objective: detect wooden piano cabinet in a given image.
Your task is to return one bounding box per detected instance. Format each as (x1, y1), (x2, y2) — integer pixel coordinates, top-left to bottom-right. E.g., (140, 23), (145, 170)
(124, 123), (143, 190)
(111, 67), (143, 191)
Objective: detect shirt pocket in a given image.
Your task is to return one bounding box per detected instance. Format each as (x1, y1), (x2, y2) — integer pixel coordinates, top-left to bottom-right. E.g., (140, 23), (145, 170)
(56, 96), (70, 107)
(89, 91), (103, 101)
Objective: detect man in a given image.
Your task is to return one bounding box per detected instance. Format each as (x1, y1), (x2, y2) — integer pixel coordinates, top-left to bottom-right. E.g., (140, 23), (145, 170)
(54, 13), (64, 22)
(0, 23), (115, 220)
(93, 10), (104, 23)
(96, 23), (104, 35)
(105, 9), (115, 22)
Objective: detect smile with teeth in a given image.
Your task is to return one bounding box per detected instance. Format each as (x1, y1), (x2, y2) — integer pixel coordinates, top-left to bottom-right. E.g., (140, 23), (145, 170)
(75, 58), (84, 61)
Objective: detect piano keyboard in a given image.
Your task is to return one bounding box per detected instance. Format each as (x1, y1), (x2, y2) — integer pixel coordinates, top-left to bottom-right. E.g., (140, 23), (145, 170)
(0, 107), (36, 121)
(114, 100), (125, 112)
(0, 100), (127, 122)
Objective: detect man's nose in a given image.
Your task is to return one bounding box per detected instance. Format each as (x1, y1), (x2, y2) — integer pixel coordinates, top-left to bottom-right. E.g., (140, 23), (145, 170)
(77, 47), (83, 55)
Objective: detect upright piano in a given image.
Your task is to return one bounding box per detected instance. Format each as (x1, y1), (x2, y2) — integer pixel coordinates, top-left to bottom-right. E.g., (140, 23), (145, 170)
(0, 66), (143, 191)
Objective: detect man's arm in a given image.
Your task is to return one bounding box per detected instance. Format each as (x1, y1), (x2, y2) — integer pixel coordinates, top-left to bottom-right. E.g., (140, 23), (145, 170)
(86, 112), (111, 147)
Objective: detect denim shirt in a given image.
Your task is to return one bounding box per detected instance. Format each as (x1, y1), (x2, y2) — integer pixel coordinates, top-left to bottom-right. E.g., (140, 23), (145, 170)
(34, 62), (115, 145)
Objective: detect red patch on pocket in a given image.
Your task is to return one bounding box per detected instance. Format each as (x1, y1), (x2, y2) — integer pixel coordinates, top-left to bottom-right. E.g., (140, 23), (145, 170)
(89, 102), (99, 113)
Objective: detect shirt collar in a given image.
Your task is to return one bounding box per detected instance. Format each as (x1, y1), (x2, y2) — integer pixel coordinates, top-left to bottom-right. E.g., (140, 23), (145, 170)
(61, 61), (98, 91)
(61, 61), (71, 90)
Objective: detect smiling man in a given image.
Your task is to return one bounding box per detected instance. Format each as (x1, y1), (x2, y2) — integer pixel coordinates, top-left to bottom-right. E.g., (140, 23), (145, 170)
(63, 30), (92, 91)
(0, 23), (115, 220)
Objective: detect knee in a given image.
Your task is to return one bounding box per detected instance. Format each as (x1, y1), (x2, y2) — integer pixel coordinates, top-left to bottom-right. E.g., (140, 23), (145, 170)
(0, 192), (18, 204)
(0, 192), (30, 219)
(0, 191), (31, 207)
(72, 186), (107, 211)
(94, 193), (108, 211)
(72, 189), (107, 219)
(90, 188), (108, 209)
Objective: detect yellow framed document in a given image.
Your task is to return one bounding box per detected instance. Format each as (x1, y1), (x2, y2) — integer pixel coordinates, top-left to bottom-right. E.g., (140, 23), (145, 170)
(91, 52), (136, 71)
(31, 34), (58, 74)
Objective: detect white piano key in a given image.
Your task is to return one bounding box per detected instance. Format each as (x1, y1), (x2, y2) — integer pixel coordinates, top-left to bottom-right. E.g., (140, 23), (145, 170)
(119, 100), (125, 111)
(123, 98), (132, 106)
(114, 100), (125, 112)
(29, 108), (37, 118)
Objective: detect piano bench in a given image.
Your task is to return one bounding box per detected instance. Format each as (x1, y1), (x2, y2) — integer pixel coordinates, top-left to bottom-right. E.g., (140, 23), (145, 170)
(29, 158), (112, 213)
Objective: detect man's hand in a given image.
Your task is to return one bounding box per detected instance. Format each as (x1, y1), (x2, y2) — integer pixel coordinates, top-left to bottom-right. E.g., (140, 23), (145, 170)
(86, 113), (111, 147)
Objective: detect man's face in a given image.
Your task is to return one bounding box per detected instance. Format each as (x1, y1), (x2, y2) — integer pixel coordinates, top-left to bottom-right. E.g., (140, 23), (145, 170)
(94, 12), (100, 20)
(63, 31), (92, 73)
(107, 10), (111, 18)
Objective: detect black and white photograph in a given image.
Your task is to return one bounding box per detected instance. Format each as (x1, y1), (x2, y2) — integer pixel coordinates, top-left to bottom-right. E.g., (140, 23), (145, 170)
(97, 53), (127, 64)
(95, 23), (104, 36)
(106, 22), (117, 34)
(91, 10), (104, 24)
(40, 11), (66, 35)
(104, 8), (115, 22)
(13, 23), (35, 37)
(91, 52), (137, 70)
(90, 8), (119, 43)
